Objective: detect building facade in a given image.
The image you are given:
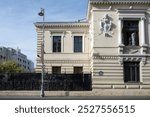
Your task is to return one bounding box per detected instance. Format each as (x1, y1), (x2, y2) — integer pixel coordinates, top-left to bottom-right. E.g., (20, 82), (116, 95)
(0, 46), (34, 72)
(35, 0), (150, 90)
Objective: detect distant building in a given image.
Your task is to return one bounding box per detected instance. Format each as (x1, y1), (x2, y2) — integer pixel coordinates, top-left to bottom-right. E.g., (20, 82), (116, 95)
(0, 46), (34, 72)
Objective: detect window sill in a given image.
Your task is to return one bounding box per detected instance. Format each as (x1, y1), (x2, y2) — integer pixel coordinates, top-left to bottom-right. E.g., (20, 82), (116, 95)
(52, 52), (62, 53)
(74, 52), (83, 53)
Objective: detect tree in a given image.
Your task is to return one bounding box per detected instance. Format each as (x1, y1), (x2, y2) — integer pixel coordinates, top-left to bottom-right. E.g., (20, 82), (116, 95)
(0, 61), (25, 73)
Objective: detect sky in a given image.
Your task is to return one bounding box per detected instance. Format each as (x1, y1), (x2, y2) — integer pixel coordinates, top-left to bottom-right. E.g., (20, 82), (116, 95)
(0, 0), (88, 66)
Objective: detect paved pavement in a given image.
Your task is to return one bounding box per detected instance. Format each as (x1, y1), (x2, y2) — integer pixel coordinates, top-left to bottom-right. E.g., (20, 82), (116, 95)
(0, 96), (150, 100)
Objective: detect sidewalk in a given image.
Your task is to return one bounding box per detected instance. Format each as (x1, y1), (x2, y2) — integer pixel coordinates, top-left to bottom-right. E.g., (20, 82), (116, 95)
(0, 89), (150, 97)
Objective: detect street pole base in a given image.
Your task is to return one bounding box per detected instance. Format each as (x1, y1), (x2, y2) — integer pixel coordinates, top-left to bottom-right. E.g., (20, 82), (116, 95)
(40, 90), (45, 97)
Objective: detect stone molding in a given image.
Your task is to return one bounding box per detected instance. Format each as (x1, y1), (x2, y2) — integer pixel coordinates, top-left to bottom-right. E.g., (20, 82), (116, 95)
(37, 60), (90, 64)
(35, 22), (89, 28)
(93, 54), (149, 65)
(118, 56), (147, 65)
(93, 54), (118, 60)
(90, 0), (150, 5)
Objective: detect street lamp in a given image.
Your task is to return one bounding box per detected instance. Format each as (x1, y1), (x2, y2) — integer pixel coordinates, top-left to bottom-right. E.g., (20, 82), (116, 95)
(38, 8), (45, 97)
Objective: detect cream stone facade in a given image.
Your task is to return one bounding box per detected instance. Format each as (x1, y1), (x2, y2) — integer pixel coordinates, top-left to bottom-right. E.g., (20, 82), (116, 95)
(35, 0), (150, 90)
(35, 22), (90, 74)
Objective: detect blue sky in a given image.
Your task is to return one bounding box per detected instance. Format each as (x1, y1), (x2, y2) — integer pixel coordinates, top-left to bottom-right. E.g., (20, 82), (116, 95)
(0, 0), (88, 66)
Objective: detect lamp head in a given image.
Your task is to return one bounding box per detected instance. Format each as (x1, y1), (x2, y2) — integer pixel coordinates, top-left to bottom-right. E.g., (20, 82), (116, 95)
(38, 8), (44, 16)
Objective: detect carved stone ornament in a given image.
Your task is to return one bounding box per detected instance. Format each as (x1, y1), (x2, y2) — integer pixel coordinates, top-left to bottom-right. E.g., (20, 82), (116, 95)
(100, 14), (112, 36)
(124, 49), (140, 54)
(118, 57), (147, 65)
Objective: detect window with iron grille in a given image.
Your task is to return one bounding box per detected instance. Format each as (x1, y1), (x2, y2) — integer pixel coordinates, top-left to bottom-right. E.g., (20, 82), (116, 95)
(124, 62), (140, 83)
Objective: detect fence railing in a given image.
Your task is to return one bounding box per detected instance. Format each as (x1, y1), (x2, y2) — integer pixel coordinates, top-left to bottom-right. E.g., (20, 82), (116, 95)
(0, 73), (92, 91)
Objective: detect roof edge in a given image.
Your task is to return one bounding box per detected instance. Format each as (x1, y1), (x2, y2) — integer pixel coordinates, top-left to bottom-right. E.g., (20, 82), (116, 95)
(34, 22), (89, 27)
(90, 0), (150, 4)
(87, 0), (150, 20)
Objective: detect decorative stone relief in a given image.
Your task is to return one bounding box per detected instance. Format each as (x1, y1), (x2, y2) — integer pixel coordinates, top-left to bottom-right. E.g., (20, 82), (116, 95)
(123, 47), (140, 54)
(125, 49), (140, 54)
(100, 14), (112, 36)
(118, 57), (147, 65)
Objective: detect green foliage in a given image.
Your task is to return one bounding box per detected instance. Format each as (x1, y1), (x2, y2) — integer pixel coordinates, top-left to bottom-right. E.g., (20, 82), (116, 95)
(0, 61), (25, 73)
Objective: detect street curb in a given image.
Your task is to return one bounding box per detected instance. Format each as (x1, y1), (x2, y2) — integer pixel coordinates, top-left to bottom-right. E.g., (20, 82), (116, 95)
(1, 89), (150, 97)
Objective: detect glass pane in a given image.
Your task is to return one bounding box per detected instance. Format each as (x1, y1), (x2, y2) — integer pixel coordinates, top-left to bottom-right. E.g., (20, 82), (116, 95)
(53, 36), (61, 52)
(74, 36), (82, 52)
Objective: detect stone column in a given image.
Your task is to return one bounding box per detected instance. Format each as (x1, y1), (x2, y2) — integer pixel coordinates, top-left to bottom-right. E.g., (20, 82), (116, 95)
(118, 18), (123, 46)
(62, 32), (65, 53)
(82, 33), (85, 53)
(49, 31), (52, 53)
(140, 17), (146, 46)
(140, 17), (148, 55)
(118, 18), (124, 54)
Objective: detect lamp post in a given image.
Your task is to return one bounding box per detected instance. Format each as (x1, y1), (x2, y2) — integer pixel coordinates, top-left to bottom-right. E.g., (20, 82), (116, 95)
(38, 8), (45, 97)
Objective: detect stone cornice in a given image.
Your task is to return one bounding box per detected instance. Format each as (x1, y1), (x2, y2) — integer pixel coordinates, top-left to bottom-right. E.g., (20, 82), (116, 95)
(37, 60), (90, 64)
(119, 54), (149, 57)
(93, 54), (119, 60)
(34, 22), (89, 28)
(90, 0), (150, 5)
(93, 54), (150, 60)
(87, 0), (150, 20)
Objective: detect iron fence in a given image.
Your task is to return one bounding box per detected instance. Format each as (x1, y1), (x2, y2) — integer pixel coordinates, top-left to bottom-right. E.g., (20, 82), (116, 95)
(0, 73), (92, 91)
